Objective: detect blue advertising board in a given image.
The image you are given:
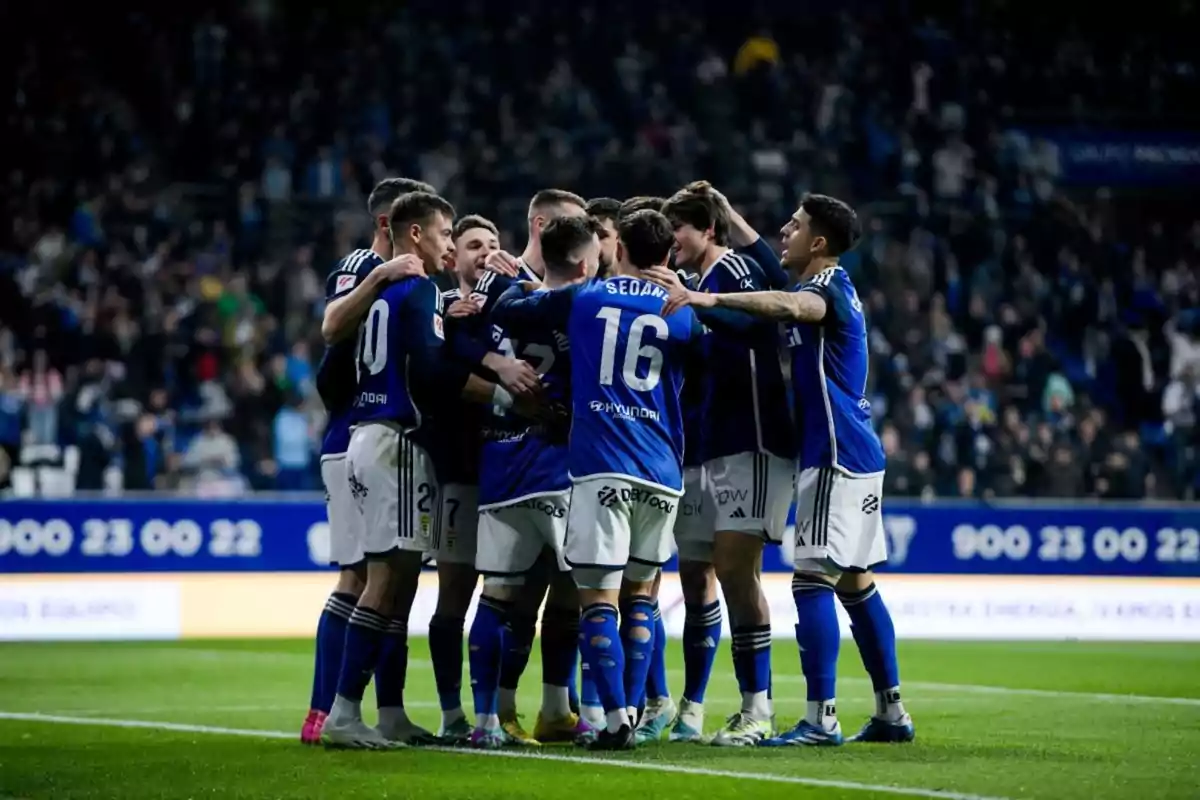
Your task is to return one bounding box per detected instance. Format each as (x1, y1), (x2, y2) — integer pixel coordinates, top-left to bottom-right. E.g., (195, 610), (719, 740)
(2, 497), (1199, 577)
(1008, 128), (1200, 187)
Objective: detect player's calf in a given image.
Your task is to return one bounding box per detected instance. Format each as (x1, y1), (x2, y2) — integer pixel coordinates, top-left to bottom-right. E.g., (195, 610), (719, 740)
(760, 568), (844, 748)
(534, 575), (594, 743)
(323, 558), (399, 749)
(668, 558), (721, 742)
(467, 581), (513, 745)
(303, 567), (364, 744)
(711, 532), (773, 746)
(837, 571), (913, 742)
(574, 569), (636, 749)
(429, 561), (477, 744)
(373, 551), (436, 746)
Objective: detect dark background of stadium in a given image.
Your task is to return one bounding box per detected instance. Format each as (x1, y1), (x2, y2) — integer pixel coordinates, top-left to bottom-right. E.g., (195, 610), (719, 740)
(1, 0), (1197, 500)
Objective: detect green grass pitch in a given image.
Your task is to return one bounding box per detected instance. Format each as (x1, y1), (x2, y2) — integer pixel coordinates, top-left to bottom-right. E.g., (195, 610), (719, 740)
(1, 639), (1198, 799)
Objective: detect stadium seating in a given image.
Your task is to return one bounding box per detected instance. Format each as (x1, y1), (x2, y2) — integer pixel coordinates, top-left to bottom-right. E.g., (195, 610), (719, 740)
(1, 3), (1197, 499)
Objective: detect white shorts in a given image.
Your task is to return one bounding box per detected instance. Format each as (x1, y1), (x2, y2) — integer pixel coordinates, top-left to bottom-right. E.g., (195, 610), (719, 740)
(792, 467), (887, 574)
(346, 424), (436, 557)
(674, 466), (714, 562)
(476, 492), (570, 576)
(705, 452), (795, 543)
(565, 477), (679, 573)
(321, 454), (365, 567)
(431, 483), (479, 566)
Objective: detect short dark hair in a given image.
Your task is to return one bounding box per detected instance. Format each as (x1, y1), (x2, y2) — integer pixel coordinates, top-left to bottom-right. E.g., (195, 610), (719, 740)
(800, 193), (861, 256)
(586, 197), (622, 224)
(541, 216), (602, 272)
(452, 214), (499, 240)
(368, 177), (437, 215)
(529, 188), (586, 218)
(618, 196), (666, 220)
(618, 210), (674, 269)
(661, 189), (729, 245)
(388, 191), (456, 232)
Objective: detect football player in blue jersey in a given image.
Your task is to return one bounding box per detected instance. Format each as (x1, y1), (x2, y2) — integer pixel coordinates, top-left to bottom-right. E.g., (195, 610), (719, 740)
(660, 187), (795, 746)
(303, 177), (432, 744)
(467, 215), (604, 749)
(461, 190), (593, 745)
(322, 192), (526, 749)
(599, 195), (677, 743)
(494, 210), (716, 751)
(648, 193), (913, 747)
(424, 215), (543, 744)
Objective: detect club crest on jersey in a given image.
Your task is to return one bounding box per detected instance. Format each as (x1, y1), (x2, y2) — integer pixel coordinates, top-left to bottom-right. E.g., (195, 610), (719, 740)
(335, 274), (355, 294)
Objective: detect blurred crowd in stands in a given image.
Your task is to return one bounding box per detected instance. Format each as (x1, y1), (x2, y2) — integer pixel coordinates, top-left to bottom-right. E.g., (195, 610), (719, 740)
(1, 2), (1198, 499)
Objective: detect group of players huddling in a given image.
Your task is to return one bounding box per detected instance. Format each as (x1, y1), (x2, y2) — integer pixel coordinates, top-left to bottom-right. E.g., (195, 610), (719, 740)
(300, 176), (916, 751)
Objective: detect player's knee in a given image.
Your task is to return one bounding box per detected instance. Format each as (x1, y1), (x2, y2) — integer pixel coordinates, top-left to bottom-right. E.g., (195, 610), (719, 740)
(712, 531), (762, 574)
(335, 565), (366, 596)
(678, 560), (715, 603)
(793, 558), (841, 585)
(713, 553), (758, 589)
(835, 569), (873, 593)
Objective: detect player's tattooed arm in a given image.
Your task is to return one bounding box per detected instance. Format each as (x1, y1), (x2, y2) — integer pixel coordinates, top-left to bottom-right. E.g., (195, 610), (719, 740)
(710, 289), (829, 323)
(321, 254), (424, 343)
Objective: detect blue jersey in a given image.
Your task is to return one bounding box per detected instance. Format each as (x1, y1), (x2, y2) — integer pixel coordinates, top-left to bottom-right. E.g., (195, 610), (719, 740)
(493, 276), (700, 495)
(317, 248), (384, 455)
(352, 277), (446, 431)
(788, 266), (885, 475)
(696, 250), (795, 463)
(478, 312), (573, 507)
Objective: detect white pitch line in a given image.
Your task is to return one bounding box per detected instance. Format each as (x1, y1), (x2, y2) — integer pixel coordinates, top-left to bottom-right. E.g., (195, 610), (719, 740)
(671, 672), (1200, 707)
(0, 711), (1012, 800)
(36, 702), (442, 716)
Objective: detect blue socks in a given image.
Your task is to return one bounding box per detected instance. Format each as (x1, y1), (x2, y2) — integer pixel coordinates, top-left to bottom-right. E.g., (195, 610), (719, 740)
(620, 595), (656, 712)
(579, 603), (626, 729)
(468, 596), (509, 719)
(839, 582), (899, 690)
(839, 581), (904, 720)
(311, 592), (355, 712)
(374, 617), (409, 709)
(335, 605), (388, 703)
(682, 600), (722, 704)
(731, 624), (772, 706)
(428, 613), (464, 714)
(645, 600), (670, 701)
(580, 657), (602, 710)
(793, 576), (840, 723)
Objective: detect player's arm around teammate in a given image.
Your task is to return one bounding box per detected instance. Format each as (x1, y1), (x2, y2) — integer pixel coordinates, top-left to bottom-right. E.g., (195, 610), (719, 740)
(320, 178), (436, 344)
